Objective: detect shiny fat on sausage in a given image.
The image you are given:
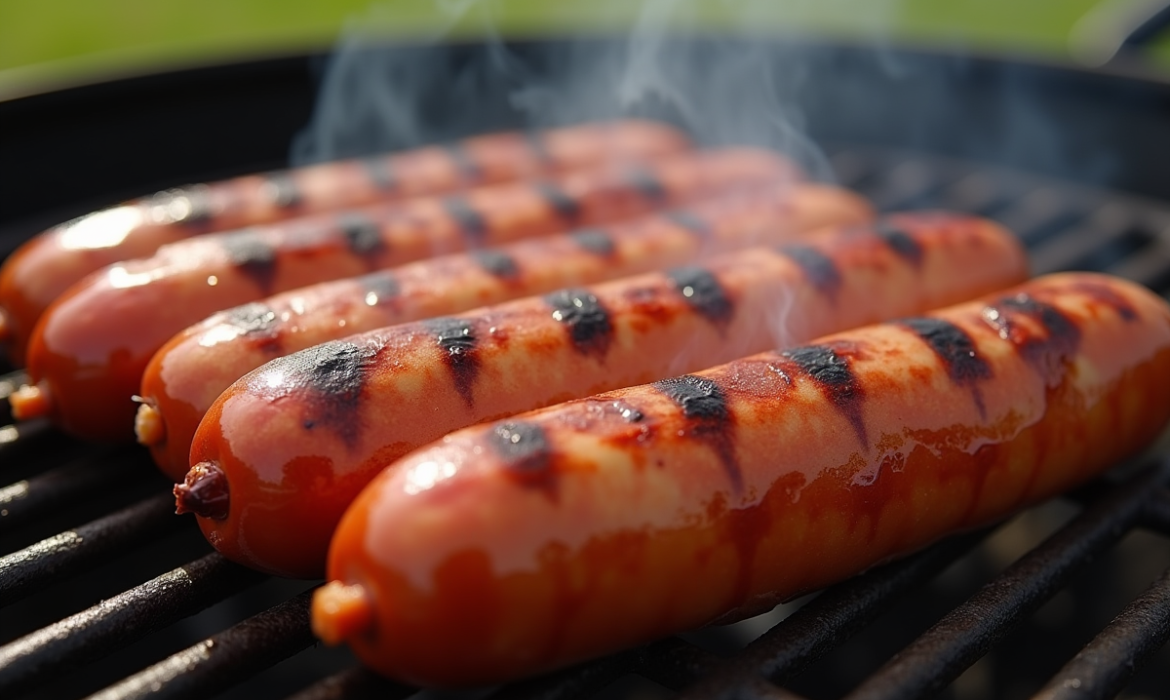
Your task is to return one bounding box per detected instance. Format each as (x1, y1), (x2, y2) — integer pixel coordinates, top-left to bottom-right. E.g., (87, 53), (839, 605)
(312, 272), (1170, 687)
(0, 120), (689, 366)
(180, 212), (1028, 578)
(12, 148), (791, 441)
(139, 183), (873, 479)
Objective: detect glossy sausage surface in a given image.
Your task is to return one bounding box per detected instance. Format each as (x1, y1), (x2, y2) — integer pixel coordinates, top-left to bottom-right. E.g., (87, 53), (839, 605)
(0, 120), (689, 365)
(140, 183), (872, 479)
(315, 272), (1170, 686)
(183, 213), (1027, 578)
(16, 148), (790, 440)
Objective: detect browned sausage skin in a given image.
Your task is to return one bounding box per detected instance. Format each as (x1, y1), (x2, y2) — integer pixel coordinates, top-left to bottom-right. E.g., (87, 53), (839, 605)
(12, 148), (791, 441)
(139, 183), (873, 479)
(313, 272), (1170, 687)
(0, 120), (690, 365)
(183, 212), (1027, 578)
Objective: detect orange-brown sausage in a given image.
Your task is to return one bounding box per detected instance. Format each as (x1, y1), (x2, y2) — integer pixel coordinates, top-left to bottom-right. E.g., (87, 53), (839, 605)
(181, 213), (1028, 578)
(0, 120), (689, 365)
(139, 184), (872, 479)
(312, 272), (1170, 687)
(12, 148), (791, 441)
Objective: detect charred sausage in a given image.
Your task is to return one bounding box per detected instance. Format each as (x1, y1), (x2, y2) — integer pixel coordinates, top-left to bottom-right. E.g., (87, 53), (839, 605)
(0, 120), (689, 366)
(11, 148), (790, 440)
(179, 213), (1028, 578)
(311, 272), (1170, 686)
(138, 183), (872, 479)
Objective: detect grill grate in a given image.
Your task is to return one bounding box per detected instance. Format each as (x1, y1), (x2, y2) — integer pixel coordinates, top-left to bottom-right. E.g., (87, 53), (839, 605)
(2, 146), (1170, 700)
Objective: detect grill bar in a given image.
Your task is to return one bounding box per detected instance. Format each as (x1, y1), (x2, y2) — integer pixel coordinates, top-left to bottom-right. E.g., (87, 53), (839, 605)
(87, 588), (317, 700)
(0, 449), (147, 533)
(284, 666), (415, 700)
(839, 461), (1170, 700)
(0, 552), (265, 696)
(1031, 565), (1170, 700)
(0, 492), (182, 606)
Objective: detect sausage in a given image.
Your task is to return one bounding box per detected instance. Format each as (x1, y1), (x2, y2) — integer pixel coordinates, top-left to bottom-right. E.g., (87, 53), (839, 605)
(11, 148), (791, 441)
(179, 213), (1028, 578)
(0, 120), (689, 366)
(310, 272), (1170, 686)
(139, 183), (873, 480)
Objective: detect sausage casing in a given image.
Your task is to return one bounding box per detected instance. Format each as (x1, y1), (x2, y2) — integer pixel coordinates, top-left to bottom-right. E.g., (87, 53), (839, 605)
(141, 183), (872, 479)
(184, 213), (1027, 578)
(315, 272), (1170, 686)
(0, 120), (689, 365)
(17, 148), (789, 440)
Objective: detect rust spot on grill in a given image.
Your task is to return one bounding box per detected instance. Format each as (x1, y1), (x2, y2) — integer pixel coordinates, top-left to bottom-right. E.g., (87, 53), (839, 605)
(874, 220), (923, 266)
(664, 210), (711, 239)
(899, 317), (991, 418)
(491, 421), (556, 497)
(536, 182), (580, 222)
(263, 173), (302, 208)
(361, 156), (395, 190)
(442, 196), (488, 244)
(472, 249), (520, 280)
(546, 288), (613, 359)
(338, 213), (384, 257)
(654, 375), (742, 493)
(571, 229), (616, 258)
(667, 266), (734, 329)
(777, 244), (842, 300)
(221, 229), (277, 293)
(780, 344), (867, 448)
(426, 317), (480, 407)
(982, 293), (1082, 387)
(624, 167), (668, 203)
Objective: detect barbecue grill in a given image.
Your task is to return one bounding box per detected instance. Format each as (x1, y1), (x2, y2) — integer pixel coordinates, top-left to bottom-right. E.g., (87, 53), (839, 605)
(3, 21), (1170, 700)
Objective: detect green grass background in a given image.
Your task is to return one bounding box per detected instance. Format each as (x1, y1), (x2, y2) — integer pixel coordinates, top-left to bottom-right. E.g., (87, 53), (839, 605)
(3, 0), (1170, 86)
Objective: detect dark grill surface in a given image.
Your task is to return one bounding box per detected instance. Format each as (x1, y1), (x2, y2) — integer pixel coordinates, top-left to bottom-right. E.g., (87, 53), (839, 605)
(1, 145), (1170, 700)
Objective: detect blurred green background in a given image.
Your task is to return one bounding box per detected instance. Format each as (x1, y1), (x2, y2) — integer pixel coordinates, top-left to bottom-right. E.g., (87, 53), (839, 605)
(2, 0), (1170, 89)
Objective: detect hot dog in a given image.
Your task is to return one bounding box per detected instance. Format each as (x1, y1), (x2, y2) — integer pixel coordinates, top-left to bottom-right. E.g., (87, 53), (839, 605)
(11, 148), (790, 441)
(180, 213), (1028, 578)
(0, 120), (689, 366)
(311, 272), (1170, 687)
(139, 184), (873, 480)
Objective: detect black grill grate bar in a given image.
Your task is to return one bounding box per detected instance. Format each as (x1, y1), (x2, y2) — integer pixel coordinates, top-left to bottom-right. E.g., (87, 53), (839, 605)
(676, 530), (990, 700)
(1027, 206), (1136, 276)
(1106, 238), (1170, 291)
(86, 587), (317, 700)
(0, 492), (181, 606)
(1031, 564), (1170, 700)
(1140, 488), (1170, 534)
(837, 461), (1170, 700)
(284, 666), (415, 700)
(0, 552), (265, 697)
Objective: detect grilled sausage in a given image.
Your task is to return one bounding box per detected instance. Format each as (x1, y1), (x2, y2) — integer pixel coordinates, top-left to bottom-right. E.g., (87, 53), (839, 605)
(0, 120), (689, 366)
(179, 213), (1028, 578)
(310, 272), (1170, 686)
(11, 148), (790, 441)
(139, 183), (873, 479)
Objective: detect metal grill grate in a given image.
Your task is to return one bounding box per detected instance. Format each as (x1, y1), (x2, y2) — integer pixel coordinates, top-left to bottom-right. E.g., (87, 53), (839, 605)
(2, 146), (1170, 700)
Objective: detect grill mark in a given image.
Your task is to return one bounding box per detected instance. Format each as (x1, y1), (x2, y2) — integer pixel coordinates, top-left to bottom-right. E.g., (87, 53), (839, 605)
(263, 173), (302, 208)
(274, 341), (377, 447)
(780, 344), (867, 448)
(337, 213), (384, 257)
(664, 210), (711, 239)
(535, 181), (580, 222)
(624, 167), (668, 203)
(874, 220), (923, 266)
(490, 421), (557, 497)
(545, 288), (614, 358)
(777, 245), (842, 300)
(654, 375), (741, 493)
(899, 317), (992, 418)
(426, 317), (480, 407)
(571, 229), (616, 258)
(223, 302), (279, 336)
(359, 271), (400, 306)
(472, 250), (520, 280)
(523, 130), (551, 163)
(444, 143), (480, 180)
(221, 230), (278, 293)
(667, 266), (734, 329)
(442, 197), (488, 244)
(982, 293), (1082, 387)
(1069, 280), (1138, 321)
(361, 156), (395, 191)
